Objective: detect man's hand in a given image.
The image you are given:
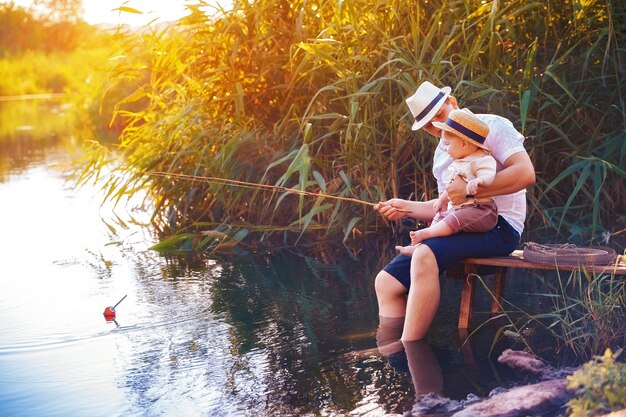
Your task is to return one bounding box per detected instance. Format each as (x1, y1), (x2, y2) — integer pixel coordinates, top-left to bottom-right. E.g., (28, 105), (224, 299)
(374, 198), (409, 221)
(445, 175), (469, 205)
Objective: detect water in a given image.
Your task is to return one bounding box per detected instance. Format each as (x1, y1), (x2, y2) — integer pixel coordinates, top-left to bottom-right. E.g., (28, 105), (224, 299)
(0, 100), (545, 416)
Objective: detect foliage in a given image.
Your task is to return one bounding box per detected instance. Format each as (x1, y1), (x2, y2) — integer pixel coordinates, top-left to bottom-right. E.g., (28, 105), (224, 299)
(0, 2), (90, 54)
(0, 45), (108, 96)
(74, 0), (625, 252)
(567, 348), (626, 417)
(31, 0), (84, 23)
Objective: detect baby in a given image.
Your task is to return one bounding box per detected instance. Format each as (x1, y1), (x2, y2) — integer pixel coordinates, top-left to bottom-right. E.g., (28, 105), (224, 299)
(396, 109), (498, 256)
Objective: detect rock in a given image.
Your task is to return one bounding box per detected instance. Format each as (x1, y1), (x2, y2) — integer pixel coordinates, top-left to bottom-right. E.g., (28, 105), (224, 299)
(406, 350), (578, 417)
(497, 349), (549, 375)
(405, 393), (463, 415)
(405, 393), (480, 416)
(497, 349), (577, 381)
(451, 379), (572, 417)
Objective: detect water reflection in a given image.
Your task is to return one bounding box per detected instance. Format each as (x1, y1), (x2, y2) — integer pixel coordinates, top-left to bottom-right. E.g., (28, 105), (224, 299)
(376, 318), (444, 398)
(0, 99), (77, 181)
(0, 99), (534, 416)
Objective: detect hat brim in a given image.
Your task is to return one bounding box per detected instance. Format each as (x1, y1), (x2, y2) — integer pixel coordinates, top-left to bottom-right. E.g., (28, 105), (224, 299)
(431, 121), (491, 152)
(411, 86), (452, 131)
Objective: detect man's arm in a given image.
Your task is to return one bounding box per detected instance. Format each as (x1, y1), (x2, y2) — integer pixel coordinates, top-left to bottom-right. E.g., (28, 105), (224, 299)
(374, 198), (437, 222)
(446, 151), (535, 204)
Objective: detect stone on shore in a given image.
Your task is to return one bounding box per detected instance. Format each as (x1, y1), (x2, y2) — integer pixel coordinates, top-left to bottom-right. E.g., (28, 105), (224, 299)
(451, 379), (571, 417)
(497, 349), (549, 374)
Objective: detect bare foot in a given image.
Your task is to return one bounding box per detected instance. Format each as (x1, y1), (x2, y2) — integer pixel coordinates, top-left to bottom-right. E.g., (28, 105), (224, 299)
(395, 244), (417, 256)
(410, 229), (431, 245)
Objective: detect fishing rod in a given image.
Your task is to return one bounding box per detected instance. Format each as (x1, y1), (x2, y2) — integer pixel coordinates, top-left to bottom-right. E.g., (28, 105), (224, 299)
(142, 171), (410, 212)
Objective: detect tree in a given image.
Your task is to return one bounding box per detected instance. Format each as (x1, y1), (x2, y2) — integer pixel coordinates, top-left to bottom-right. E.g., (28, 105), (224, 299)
(32, 0), (83, 23)
(0, 2), (44, 53)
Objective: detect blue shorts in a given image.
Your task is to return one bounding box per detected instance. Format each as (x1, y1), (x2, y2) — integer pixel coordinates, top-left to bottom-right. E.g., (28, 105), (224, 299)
(383, 216), (520, 289)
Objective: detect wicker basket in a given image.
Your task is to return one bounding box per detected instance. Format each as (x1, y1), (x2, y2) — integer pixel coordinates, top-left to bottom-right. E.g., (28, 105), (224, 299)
(523, 243), (617, 266)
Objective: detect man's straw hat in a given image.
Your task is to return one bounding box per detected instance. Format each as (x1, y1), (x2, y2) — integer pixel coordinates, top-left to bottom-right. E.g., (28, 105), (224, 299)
(405, 81), (452, 130)
(432, 109), (490, 151)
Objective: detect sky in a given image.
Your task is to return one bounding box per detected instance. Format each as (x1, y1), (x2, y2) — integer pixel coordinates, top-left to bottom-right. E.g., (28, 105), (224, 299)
(11, 0), (194, 26)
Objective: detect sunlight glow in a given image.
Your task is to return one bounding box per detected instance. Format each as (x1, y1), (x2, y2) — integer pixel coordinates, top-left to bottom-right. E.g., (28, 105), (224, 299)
(10, 0), (194, 26)
(83, 0), (190, 26)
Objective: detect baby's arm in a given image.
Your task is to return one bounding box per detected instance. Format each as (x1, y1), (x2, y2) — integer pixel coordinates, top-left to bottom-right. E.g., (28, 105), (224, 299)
(433, 191), (449, 213)
(466, 157), (497, 195)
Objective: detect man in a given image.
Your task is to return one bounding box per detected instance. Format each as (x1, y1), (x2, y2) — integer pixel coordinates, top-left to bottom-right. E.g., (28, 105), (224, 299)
(374, 81), (535, 341)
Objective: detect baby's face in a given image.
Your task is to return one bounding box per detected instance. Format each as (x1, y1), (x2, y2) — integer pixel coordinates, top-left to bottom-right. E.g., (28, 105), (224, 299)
(441, 132), (468, 159)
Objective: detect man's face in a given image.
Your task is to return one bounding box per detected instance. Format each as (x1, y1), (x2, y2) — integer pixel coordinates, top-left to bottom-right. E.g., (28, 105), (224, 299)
(422, 99), (456, 138)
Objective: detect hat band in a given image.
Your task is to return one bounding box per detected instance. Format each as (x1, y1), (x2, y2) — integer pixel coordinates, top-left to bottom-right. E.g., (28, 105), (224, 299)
(445, 119), (486, 144)
(414, 91), (446, 122)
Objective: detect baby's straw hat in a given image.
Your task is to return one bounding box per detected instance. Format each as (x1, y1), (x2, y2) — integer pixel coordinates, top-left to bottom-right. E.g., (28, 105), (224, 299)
(405, 81), (451, 130)
(432, 109), (490, 151)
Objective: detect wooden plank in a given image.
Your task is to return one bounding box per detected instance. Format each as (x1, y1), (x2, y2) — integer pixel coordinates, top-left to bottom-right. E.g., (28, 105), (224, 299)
(460, 250), (626, 276)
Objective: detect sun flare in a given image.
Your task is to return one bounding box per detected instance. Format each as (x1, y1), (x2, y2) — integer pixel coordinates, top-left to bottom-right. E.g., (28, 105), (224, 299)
(9, 0), (192, 25)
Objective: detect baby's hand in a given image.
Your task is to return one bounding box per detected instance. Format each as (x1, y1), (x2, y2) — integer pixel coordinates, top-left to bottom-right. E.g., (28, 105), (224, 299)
(466, 179), (481, 195)
(409, 230), (418, 245)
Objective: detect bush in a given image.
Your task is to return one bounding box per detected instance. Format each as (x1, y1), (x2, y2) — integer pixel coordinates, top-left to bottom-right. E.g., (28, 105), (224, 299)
(567, 349), (626, 417)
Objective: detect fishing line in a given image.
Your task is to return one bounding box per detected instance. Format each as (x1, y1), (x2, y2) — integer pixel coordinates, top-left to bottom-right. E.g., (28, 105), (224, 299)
(142, 171), (410, 212)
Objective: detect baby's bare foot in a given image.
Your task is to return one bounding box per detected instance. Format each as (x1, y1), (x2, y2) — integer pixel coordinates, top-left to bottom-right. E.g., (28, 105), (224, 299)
(395, 245), (417, 256)
(410, 229), (429, 245)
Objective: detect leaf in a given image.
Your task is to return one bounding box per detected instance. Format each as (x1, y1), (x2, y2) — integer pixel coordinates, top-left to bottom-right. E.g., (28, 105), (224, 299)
(544, 69), (577, 102)
(149, 234), (195, 251)
(558, 162), (591, 230)
(520, 89), (531, 132)
(339, 170), (351, 190)
(342, 216), (361, 243)
(292, 203), (333, 238)
(199, 230), (228, 239)
(504, 330), (522, 338)
(230, 228), (249, 242)
(312, 170), (326, 192)
(112, 6), (143, 15)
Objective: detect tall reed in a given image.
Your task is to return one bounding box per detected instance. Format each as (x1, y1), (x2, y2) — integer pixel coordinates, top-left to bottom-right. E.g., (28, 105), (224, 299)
(76, 0), (625, 252)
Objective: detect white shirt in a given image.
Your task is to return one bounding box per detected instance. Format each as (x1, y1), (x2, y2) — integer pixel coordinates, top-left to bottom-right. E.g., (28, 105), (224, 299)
(432, 114), (527, 234)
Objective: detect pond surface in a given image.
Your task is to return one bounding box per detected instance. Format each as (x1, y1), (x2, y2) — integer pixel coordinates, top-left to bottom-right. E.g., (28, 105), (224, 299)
(0, 100), (546, 416)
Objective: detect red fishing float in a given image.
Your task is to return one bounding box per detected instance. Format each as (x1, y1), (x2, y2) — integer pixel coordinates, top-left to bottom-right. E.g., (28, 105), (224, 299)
(103, 295), (127, 321)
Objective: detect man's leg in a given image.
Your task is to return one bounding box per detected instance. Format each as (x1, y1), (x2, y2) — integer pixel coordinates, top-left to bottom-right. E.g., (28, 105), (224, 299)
(376, 316), (405, 357)
(374, 270), (408, 317)
(402, 244), (440, 341)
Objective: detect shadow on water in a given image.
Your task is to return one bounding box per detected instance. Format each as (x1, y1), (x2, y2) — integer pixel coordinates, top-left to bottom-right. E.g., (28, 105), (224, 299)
(0, 99), (559, 416)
